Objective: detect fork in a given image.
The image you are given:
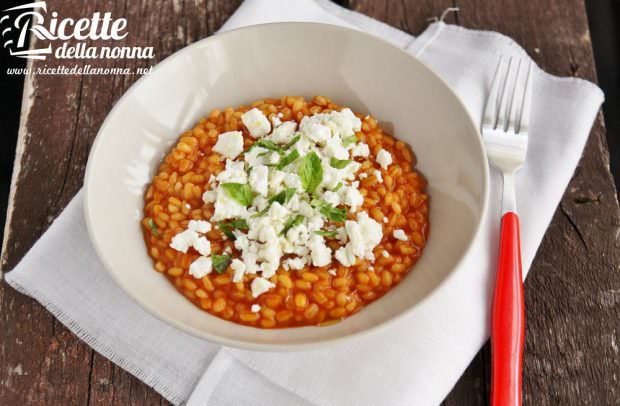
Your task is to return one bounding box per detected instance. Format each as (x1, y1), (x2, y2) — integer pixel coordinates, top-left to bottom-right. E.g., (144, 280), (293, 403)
(483, 56), (533, 406)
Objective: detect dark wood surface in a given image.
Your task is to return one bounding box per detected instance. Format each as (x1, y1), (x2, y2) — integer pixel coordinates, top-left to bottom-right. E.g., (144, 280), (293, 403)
(1, 1), (619, 405)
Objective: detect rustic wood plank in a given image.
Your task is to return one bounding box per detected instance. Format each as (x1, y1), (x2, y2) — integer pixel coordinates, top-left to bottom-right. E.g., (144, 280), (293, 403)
(1, 0), (618, 405)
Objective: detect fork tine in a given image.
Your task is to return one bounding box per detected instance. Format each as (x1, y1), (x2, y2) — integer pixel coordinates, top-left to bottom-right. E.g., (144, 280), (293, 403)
(496, 57), (516, 131)
(517, 61), (534, 134)
(507, 59), (523, 132)
(483, 56), (505, 129)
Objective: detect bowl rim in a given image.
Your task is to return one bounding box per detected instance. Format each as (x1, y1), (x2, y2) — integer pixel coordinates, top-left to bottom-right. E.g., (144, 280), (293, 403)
(84, 21), (490, 351)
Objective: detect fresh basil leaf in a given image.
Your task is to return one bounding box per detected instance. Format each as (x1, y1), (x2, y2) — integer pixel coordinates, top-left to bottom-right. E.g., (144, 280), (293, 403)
(221, 183), (253, 206)
(280, 215), (304, 236)
(212, 254), (232, 274)
(332, 182), (343, 192)
(251, 207), (269, 218)
(298, 152), (323, 194)
(284, 134), (300, 149)
(342, 135), (358, 147)
(330, 158), (352, 169)
(269, 188), (297, 205)
(257, 151), (271, 157)
(218, 219), (249, 241)
(319, 203), (347, 223)
(147, 218), (159, 236)
(276, 149), (300, 170)
(314, 230), (338, 238)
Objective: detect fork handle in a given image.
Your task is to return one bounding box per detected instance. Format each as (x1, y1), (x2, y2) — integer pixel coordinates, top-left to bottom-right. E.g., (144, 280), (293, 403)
(491, 212), (524, 406)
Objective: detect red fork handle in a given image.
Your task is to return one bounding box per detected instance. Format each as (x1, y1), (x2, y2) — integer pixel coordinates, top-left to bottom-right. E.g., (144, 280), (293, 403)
(491, 212), (525, 406)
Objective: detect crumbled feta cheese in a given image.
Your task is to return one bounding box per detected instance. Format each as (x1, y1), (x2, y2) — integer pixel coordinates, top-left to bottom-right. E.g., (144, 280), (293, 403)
(376, 149), (392, 169)
(374, 170), (383, 183)
(328, 269), (337, 276)
(251, 277), (275, 298)
(359, 173), (368, 179)
(242, 108), (271, 138)
(342, 186), (364, 212)
(351, 143), (370, 158)
(185, 203), (191, 210)
(188, 220), (211, 234)
(283, 257), (307, 271)
(251, 304), (261, 313)
(300, 117), (331, 145)
(213, 131), (244, 159)
(170, 229), (198, 253)
(189, 256), (212, 278)
(193, 236), (211, 256)
(212, 188), (248, 221)
(308, 234), (332, 267)
(383, 217), (388, 224)
(216, 159), (247, 184)
(393, 229), (408, 241)
(249, 165), (269, 196)
(382, 250), (390, 258)
(271, 114), (282, 127)
(283, 173), (302, 191)
(231, 258), (246, 282)
(322, 190), (340, 207)
(268, 120), (297, 144)
(322, 136), (349, 159)
(335, 212), (382, 266)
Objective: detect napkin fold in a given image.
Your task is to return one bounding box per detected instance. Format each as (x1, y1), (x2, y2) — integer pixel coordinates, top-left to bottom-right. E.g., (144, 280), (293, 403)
(5, 0), (604, 405)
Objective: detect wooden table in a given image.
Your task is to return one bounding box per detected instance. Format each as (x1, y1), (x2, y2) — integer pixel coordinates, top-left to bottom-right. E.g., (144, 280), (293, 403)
(1, 1), (619, 404)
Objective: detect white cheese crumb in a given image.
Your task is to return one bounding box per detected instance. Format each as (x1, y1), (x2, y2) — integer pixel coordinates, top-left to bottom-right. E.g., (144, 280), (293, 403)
(382, 250), (390, 258)
(269, 120), (297, 144)
(212, 188), (248, 221)
(249, 165), (269, 196)
(189, 256), (212, 278)
(251, 304), (261, 313)
(351, 143), (370, 158)
(393, 229), (408, 241)
(376, 149), (392, 169)
(335, 212), (382, 266)
(383, 217), (388, 223)
(202, 189), (217, 203)
(251, 277), (275, 298)
(328, 269), (337, 276)
(374, 170), (383, 183)
(170, 229), (198, 253)
(242, 108), (271, 138)
(359, 173), (368, 179)
(216, 159), (247, 184)
(185, 203), (191, 210)
(193, 236), (211, 256)
(309, 234), (332, 267)
(231, 258), (246, 282)
(188, 220), (212, 234)
(322, 190), (341, 207)
(213, 131), (244, 159)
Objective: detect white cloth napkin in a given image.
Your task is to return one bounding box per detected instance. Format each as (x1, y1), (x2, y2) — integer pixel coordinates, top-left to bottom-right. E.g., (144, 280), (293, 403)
(5, 0), (604, 405)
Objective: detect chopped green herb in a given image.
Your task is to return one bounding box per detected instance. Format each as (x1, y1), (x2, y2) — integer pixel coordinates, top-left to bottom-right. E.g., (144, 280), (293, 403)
(147, 218), (159, 236)
(298, 152), (323, 194)
(212, 254), (232, 274)
(276, 149), (300, 170)
(332, 182), (343, 192)
(284, 134), (301, 149)
(221, 183), (254, 206)
(218, 219), (249, 241)
(252, 207), (269, 218)
(247, 139), (284, 155)
(330, 158), (352, 169)
(342, 135), (358, 147)
(257, 151), (271, 157)
(280, 215), (304, 236)
(314, 230), (338, 238)
(319, 203), (347, 223)
(269, 188), (297, 205)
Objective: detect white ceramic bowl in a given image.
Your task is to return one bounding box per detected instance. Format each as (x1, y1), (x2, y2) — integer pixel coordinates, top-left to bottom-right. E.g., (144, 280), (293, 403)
(84, 22), (489, 351)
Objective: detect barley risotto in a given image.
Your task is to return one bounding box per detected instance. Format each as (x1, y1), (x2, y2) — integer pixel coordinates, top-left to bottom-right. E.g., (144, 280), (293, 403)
(142, 96), (430, 328)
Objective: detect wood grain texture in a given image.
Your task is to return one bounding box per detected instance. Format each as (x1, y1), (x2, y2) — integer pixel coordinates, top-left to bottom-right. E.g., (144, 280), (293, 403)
(1, 0), (618, 405)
